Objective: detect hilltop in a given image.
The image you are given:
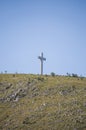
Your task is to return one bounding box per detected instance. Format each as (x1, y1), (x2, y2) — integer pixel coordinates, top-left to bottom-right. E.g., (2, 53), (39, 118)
(0, 74), (86, 130)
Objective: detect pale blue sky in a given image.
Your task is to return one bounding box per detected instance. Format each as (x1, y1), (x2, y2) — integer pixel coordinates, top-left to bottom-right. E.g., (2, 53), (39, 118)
(0, 0), (86, 76)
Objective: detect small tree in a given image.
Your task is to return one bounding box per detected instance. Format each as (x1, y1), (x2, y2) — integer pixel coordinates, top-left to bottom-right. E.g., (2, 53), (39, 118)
(5, 70), (7, 74)
(51, 72), (55, 77)
(72, 73), (78, 78)
(66, 72), (71, 77)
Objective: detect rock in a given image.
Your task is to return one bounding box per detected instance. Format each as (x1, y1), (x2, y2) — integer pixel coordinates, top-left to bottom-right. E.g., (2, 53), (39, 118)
(0, 98), (5, 102)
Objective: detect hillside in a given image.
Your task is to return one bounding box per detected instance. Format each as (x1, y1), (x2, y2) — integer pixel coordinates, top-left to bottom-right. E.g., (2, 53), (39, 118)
(0, 74), (86, 130)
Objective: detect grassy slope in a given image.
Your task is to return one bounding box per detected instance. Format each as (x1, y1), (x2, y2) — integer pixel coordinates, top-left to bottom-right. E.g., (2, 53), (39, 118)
(0, 74), (86, 130)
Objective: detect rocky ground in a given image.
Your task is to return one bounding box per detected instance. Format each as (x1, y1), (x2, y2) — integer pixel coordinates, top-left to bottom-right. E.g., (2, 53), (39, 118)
(0, 74), (86, 130)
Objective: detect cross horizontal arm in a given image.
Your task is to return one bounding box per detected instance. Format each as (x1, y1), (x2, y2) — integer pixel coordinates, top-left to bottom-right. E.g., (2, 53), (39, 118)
(43, 58), (46, 61)
(38, 56), (46, 61)
(38, 56), (41, 59)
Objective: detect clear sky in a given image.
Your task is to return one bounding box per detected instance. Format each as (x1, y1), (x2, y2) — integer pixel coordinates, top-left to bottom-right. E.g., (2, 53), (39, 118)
(0, 0), (86, 76)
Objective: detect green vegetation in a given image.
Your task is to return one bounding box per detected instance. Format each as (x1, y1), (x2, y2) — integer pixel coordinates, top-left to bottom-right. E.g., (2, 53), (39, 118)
(51, 72), (56, 77)
(0, 74), (86, 130)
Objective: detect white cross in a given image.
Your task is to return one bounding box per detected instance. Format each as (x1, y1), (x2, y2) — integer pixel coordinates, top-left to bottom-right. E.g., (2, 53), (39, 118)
(38, 52), (46, 75)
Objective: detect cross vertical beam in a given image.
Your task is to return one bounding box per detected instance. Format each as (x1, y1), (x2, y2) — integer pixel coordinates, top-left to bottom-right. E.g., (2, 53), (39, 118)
(38, 52), (46, 75)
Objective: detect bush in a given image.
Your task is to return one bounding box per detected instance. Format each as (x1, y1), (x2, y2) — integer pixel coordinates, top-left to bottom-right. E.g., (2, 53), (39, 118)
(72, 73), (78, 77)
(51, 72), (55, 77)
(66, 73), (71, 77)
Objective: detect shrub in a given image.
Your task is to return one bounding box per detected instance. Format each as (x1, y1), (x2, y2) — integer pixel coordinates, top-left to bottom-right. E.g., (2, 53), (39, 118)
(72, 73), (78, 77)
(66, 73), (71, 77)
(51, 72), (55, 77)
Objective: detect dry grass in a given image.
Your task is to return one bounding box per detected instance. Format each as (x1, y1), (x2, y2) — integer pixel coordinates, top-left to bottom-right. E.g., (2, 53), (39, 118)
(0, 74), (86, 130)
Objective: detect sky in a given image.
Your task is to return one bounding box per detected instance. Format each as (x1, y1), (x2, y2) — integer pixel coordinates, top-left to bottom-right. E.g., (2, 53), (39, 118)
(0, 0), (86, 76)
